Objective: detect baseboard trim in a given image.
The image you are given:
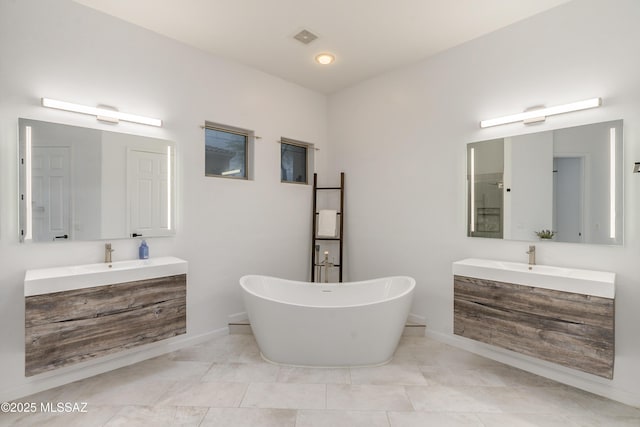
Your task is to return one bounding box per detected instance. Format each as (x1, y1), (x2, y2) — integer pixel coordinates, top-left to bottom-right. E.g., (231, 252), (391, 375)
(228, 311), (249, 323)
(407, 313), (426, 326)
(426, 329), (640, 408)
(1, 327), (228, 403)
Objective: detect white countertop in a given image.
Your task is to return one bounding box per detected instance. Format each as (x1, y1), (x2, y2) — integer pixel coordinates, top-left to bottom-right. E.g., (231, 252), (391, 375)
(24, 256), (188, 296)
(453, 258), (615, 299)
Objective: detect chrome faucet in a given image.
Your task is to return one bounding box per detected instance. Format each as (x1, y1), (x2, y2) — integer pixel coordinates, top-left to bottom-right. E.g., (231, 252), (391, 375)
(526, 245), (536, 269)
(105, 243), (114, 264)
(321, 251), (334, 283)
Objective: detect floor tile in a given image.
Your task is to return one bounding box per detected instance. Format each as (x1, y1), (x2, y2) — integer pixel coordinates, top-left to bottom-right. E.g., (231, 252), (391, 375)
(391, 341), (446, 365)
(167, 335), (258, 363)
(564, 414), (640, 426)
(425, 347), (505, 370)
(199, 407), (297, 427)
(297, 409), (390, 427)
(167, 343), (228, 363)
(156, 382), (247, 407)
(10, 386), (64, 404)
(201, 362), (280, 383)
(402, 325), (426, 337)
(405, 385), (503, 413)
(103, 405), (208, 426)
(276, 366), (350, 384)
(228, 323), (253, 335)
(509, 386), (595, 415)
(476, 413), (573, 427)
(9, 334), (640, 426)
(326, 384), (413, 411)
(240, 382), (326, 409)
(481, 365), (563, 387)
(113, 357), (212, 383)
(0, 404), (119, 427)
(388, 411), (484, 427)
(55, 376), (175, 406)
(561, 391), (640, 418)
(420, 365), (507, 387)
(350, 365), (427, 385)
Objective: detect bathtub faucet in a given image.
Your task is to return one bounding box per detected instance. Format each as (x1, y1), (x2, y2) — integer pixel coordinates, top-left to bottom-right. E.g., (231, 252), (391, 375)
(321, 251), (334, 283)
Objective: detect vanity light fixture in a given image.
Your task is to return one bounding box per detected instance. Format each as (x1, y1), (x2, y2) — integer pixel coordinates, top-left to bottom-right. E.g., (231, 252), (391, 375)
(609, 127), (616, 239)
(315, 53), (335, 65)
(480, 98), (601, 128)
(41, 98), (162, 127)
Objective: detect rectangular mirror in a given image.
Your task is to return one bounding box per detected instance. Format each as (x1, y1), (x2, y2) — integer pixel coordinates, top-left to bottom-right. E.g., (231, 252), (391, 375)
(467, 120), (623, 245)
(19, 118), (176, 242)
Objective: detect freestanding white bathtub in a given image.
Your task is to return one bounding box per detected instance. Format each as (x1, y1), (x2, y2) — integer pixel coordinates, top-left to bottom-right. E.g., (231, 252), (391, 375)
(239, 275), (416, 367)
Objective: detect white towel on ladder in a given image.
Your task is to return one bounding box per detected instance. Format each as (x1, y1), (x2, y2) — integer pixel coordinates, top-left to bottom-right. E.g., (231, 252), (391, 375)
(318, 210), (337, 237)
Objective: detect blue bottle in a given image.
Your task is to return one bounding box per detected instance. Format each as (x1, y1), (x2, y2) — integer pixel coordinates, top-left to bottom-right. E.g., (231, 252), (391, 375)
(139, 240), (149, 259)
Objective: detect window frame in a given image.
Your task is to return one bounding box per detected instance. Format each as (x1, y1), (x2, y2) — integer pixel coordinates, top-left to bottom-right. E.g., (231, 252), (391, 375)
(204, 121), (254, 180)
(280, 137), (312, 185)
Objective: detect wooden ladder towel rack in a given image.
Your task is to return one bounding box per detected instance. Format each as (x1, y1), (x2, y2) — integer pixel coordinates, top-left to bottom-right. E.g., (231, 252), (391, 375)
(311, 172), (344, 282)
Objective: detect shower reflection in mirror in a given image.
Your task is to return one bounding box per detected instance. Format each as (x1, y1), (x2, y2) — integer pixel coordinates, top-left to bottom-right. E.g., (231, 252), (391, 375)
(467, 120), (623, 245)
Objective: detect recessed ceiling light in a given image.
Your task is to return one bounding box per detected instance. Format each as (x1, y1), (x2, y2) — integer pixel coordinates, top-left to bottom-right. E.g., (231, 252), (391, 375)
(315, 53), (335, 65)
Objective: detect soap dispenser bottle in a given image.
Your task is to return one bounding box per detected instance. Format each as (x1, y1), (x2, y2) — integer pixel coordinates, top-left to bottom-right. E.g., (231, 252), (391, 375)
(139, 240), (149, 259)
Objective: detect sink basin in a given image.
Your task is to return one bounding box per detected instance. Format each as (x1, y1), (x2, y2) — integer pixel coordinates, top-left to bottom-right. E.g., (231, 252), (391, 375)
(452, 258), (615, 298)
(24, 256), (188, 296)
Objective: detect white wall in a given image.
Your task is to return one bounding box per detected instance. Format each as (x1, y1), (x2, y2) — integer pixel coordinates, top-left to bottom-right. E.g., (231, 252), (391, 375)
(0, 0), (327, 400)
(72, 128), (102, 241)
(506, 131), (554, 240)
(327, 0), (640, 406)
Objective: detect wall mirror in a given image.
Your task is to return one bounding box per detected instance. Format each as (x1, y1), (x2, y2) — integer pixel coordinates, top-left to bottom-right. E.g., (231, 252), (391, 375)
(19, 118), (176, 242)
(467, 120), (623, 245)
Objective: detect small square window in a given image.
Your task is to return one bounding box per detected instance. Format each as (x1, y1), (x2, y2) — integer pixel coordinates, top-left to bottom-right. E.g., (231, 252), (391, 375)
(281, 139), (309, 184)
(205, 123), (251, 179)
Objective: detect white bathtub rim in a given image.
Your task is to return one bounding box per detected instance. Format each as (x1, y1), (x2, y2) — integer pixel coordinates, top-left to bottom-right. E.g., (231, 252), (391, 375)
(259, 351), (394, 369)
(239, 275), (416, 309)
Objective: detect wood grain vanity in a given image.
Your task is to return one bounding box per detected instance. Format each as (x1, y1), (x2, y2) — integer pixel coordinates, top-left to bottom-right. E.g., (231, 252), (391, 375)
(24, 257), (187, 376)
(453, 259), (615, 379)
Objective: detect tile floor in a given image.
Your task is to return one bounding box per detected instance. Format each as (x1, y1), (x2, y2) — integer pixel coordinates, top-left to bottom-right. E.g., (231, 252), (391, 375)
(3, 334), (639, 426)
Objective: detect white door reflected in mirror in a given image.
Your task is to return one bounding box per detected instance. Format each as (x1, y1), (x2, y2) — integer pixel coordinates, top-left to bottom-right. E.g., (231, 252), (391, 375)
(31, 147), (71, 241)
(128, 149), (171, 238)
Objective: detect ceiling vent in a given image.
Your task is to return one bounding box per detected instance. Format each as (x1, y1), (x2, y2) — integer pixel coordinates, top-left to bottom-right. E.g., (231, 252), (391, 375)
(293, 29), (318, 45)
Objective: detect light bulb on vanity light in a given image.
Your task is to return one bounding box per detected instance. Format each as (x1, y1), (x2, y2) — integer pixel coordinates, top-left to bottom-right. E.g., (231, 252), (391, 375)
(480, 98), (601, 128)
(41, 98), (162, 127)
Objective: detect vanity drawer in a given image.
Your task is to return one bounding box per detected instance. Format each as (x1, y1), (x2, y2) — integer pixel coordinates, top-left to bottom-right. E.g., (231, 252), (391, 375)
(25, 274), (186, 376)
(454, 274), (614, 379)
